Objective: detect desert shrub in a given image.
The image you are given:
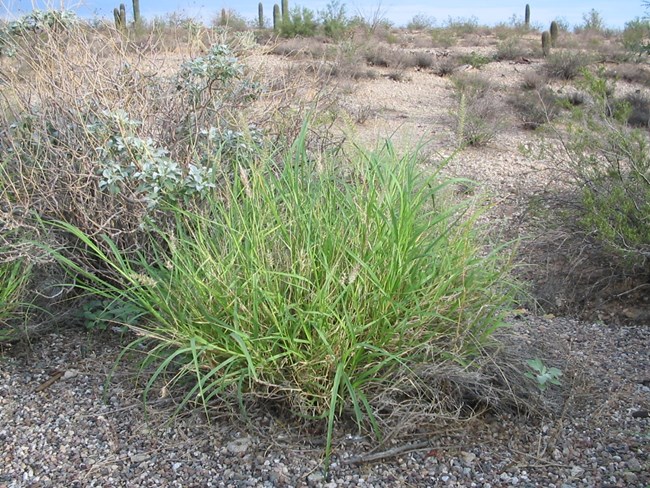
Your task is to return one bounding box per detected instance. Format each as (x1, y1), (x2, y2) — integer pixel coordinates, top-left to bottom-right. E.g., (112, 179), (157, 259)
(430, 27), (457, 48)
(407, 14), (436, 31)
(544, 51), (590, 80)
(319, 0), (349, 40)
(620, 91), (650, 128)
(4, 9), (79, 35)
(576, 9), (604, 34)
(413, 51), (434, 68)
(363, 46), (415, 68)
(458, 50), (492, 69)
(451, 73), (502, 146)
(213, 9), (249, 31)
(433, 56), (460, 76)
(270, 38), (324, 57)
(622, 17), (650, 56)
(495, 37), (528, 61)
(0, 16), (277, 260)
(563, 90), (587, 107)
(557, 72), (650, 268)
(280, 7), (318, 38)
(363, 46), (390, 66)
(511, 87), (561, 129)
(50, 131), (514, 468)
(493, 22), (521, 40)
(444, 16), (480, 36)
(606, 63), (650, 86)
(521, 71), (546, 91)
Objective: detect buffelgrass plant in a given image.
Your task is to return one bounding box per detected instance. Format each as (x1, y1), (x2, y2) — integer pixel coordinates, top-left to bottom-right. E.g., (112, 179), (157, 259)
(0, 257), (31, 344)
(50, 129), (515, 469)
(451, 73), (503, 147)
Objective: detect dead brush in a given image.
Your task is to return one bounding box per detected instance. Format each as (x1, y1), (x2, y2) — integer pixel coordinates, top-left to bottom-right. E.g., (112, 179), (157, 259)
(0, 19), (342, 263)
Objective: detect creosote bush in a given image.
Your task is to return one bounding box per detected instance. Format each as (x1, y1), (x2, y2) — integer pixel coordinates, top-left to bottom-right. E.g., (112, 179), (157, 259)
(555, 71), (650, 269)
(50, 130), (514, 468)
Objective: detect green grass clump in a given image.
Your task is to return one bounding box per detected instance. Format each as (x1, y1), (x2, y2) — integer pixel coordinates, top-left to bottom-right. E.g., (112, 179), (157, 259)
(0, 258), (31, 343)
(51, 129), (514, 467)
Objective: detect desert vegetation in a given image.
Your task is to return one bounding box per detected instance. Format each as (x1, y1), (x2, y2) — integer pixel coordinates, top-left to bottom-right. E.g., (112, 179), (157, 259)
(1, 1), (648, 478)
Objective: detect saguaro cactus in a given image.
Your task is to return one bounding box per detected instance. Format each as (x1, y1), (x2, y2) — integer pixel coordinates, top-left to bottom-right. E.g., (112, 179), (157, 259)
(550, 20), (559, 47)
(281, 0), (289, 24)
(273, 4), (280, 31)
(132, 0), (140, 25)
(525, 4), (530, 27)
(541, 30), (551, 57)
(114, 3), (127, 32)
(258, 2), (264, 29)
(113, 8), (121, 28)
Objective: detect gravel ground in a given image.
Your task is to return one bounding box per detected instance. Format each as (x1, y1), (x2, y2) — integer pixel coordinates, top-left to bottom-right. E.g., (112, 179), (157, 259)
(1, 314), (648, 487)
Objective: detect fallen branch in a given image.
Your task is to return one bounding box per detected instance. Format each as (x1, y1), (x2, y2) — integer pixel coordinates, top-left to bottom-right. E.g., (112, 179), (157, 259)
(343, 440), (430, 465)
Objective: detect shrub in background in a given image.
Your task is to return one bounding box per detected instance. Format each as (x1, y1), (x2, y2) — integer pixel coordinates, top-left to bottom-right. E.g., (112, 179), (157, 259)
(0, 17), (265, 261)
(406, 14), (436, 31)
(280, 6), (318, 37)
(494, 37), (528, 61)
(558, 71), (650, 269)
(622, 17), (650, 57)
(451, 73), (503, 146)
(577, 9), (604, 33)
(544, 51), (589, 80)
(319, 0), (348, 40)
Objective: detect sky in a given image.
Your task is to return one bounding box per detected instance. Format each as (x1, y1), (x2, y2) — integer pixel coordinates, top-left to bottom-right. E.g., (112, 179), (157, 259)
(1, 0), (646, 29)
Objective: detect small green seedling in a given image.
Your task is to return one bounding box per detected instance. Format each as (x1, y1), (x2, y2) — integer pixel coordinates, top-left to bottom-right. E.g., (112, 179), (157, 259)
(525, 358), (562, 391)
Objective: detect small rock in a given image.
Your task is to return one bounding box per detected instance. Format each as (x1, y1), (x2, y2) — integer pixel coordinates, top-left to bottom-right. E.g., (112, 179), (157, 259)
(130, 454), (148, 463)
(626, 457), (642, 472)
(226, 436), (252, 455)
(631, 409), (649, 418)
(570, 466), (584, 478)
(307, 472), (324, 484)
(461, 451), (476, 464)
(623, 472), (638, 484)
(62, 370), (78, 380)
